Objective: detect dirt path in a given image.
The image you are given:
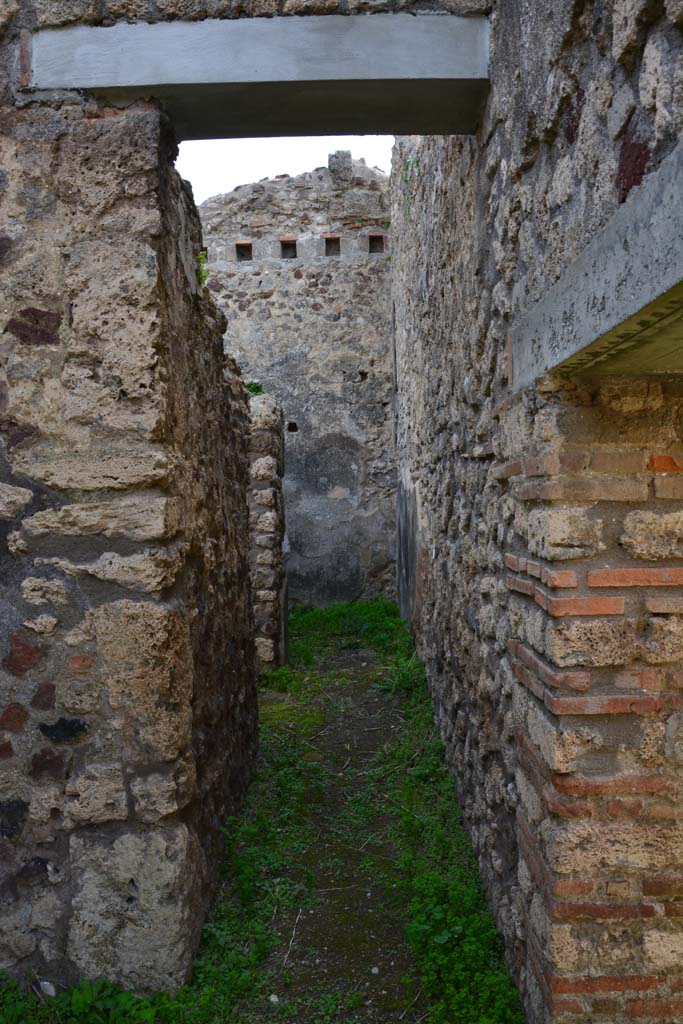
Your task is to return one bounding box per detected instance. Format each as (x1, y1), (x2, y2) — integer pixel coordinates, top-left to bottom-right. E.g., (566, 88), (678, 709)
(253, 651), (425, 1024)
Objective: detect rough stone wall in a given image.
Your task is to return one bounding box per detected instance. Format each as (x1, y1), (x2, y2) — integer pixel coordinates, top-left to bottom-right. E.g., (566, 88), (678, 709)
(393, 3), (683, 1023)
(0, 20), (256, 991)
(21, 0), (488, 27)
(201, 153), (396, 606)
(248, 394), (287, 669)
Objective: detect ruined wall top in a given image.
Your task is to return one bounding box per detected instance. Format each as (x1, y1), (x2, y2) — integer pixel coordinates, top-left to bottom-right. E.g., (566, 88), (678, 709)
(201, 151), (390, 265)
(201, 152), (396, 606)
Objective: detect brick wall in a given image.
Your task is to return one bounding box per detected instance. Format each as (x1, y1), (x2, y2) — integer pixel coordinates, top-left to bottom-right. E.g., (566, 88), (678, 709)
(500, 379), (683, 1022)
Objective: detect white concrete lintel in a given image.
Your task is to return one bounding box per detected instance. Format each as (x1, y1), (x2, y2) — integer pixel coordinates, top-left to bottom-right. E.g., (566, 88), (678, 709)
(510, 137), (683, 391)
(29, 14), (490, 138)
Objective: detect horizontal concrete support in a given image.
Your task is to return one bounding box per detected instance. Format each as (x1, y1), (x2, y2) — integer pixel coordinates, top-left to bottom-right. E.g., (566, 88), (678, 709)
(510, 137), (683, 390)
(29, 14), (490, 138)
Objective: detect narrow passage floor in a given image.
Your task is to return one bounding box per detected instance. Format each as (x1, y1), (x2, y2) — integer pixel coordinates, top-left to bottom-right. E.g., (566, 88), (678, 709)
(174, 600), (525, 1024)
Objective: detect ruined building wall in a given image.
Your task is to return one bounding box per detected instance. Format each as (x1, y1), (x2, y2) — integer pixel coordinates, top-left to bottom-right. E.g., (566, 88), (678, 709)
(200, 155), (396, 607)
(0, 25), (256, 989)
(393, 3), (683, 1023)
(248, 394), (287, 669)
(19, 0), (488, 26)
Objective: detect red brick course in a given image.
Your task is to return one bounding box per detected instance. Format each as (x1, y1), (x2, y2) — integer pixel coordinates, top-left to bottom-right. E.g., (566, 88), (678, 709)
(553, 775), (676, 797)
(552, 976), (661, 994)
(544, 693), (663, 716)
(628, 999), (683, 1017)
(546, 595), (625, 617)
(643, 877), (683, 897)
(552, 901), (656, 920)
(509, 641), (590, 691)
(646, 597), (683, 614)
(588, 567), (683, 587)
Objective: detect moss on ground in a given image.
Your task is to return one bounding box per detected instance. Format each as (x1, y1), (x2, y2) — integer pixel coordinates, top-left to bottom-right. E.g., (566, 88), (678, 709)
(0, 599), (523, 1024)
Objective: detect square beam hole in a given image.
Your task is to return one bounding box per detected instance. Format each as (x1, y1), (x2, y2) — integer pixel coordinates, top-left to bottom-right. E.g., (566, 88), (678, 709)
(236, 242), (253, 261)
(325, 236), (341, 257)
(368, 234), (386, 254)
(280, 239), (298, 259)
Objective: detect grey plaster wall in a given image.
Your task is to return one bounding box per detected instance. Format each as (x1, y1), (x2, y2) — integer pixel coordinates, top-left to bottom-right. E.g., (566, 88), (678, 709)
(201, 152), (396, 607)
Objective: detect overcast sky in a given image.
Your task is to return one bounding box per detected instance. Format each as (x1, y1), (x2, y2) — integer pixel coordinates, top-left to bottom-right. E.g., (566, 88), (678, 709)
(176, 135), (395, 204)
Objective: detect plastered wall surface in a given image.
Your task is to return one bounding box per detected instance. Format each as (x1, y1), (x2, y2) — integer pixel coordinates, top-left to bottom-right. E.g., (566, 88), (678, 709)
(201, 154), (396, 606)
(393, 2), (683, 1022)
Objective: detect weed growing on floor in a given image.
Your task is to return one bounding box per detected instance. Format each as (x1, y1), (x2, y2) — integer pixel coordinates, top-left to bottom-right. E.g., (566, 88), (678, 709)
(0, 599), (523, 1024)
(0, 978), (156, 1024)
(380, 687), (525, 1023)
(286, 596), (412, 669)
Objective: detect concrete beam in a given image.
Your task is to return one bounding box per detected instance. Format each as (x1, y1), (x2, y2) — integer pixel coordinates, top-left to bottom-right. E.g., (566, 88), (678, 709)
(510, 137), (683, 391)
(29, 14), (490, 139)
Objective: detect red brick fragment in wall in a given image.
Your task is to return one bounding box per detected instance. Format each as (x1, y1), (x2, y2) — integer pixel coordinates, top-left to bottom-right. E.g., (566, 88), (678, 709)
(4, 307), (62, 346)
(2, 630), (47, 676)
(617, 128), (650, 203)
(542, 568), (578, 589)
(649, 455), (683, 472)
(0, 704), (28, 732)
(506, 574), (535, 596)
(67, 655), (93, 674)
(0, 740), (13, 759)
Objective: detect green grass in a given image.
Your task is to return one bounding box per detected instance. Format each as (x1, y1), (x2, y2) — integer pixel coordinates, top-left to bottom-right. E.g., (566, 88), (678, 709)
(288, 596), (413, 668)
(197, 250), (209, 288)
(0, 599), (523, 1024)
(381, 685), (525, 1024)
